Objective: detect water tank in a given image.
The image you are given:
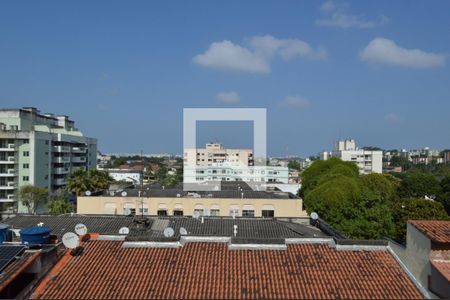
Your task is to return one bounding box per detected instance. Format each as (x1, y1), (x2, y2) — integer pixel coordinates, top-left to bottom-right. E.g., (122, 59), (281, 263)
(20, 226), (51, 245)
(0, 224), (11, 243)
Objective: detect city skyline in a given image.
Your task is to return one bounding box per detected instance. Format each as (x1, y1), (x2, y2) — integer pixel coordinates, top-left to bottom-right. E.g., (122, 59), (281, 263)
(1, 1), (450, 156)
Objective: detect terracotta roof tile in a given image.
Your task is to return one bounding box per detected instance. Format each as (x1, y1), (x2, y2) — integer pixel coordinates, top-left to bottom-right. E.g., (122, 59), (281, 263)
(0, 251), (40, 292)
(430, 250), (450, 281)
(36, 241), (423, 299)
(408, 220), (450, 243)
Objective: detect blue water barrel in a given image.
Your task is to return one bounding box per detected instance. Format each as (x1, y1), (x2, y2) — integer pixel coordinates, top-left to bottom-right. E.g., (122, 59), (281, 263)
(0, 224), (10, 243)
(20, 226), (51, 245)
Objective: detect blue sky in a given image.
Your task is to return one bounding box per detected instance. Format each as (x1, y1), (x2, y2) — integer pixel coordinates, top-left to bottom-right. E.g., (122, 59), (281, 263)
(1, 1), (449, 156)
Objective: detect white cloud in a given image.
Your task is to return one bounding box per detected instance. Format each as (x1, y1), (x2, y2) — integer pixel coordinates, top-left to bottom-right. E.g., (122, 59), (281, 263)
(280, 95), (312, 109)
(360, 37), (447, 68)
(193, 35), (326, 74)
(316, 0), (388, 29)
(385, 113), (400, 123)
(193, 40), (269, 73)
(215, 91), (240, 104)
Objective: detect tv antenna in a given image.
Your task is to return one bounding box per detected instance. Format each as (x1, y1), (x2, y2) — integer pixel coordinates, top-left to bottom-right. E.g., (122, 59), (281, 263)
(74, 224), (87, 236)
(62, 232), (79, 249)
(163, 227), (175, 238)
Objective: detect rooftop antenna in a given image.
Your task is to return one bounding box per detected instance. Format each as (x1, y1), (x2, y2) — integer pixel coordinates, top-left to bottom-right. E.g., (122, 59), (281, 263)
(233, 224), (238, 237)
(62, 232), (79, 249)
(163, 227), (175, 238)
(74, 224), (87, 236)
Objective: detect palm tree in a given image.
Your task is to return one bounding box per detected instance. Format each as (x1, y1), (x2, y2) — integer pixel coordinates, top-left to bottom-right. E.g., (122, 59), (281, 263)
(67, 169), (92, 196)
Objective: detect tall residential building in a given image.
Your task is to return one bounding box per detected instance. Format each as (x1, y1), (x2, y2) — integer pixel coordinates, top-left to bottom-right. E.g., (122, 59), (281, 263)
(0, 107), (97, 212)
(184, 143), (253, 167)
(184, 143), (288, 184)
(321, 139), (383, 174)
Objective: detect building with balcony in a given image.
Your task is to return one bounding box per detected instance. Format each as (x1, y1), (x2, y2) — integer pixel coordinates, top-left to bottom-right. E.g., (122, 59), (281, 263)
(184, 143), (289, 185)
(0, 107), (97, 212)
(321, 139), (383, 174)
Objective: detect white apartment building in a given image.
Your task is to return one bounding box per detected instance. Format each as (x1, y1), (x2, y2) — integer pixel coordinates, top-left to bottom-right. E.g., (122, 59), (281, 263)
(184, 143), (289, 185)
(184, 143), (253, 167)
(321, 139), (382, 174)
(0, 107), (97, 212)
(105, 169), (143, 184)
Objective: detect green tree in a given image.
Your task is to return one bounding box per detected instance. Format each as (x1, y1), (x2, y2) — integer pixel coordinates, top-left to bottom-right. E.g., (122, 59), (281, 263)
(391, 198), (449, 243)
(438, 175), (450, 214)
(67, 169), (114, 195)
(18, 185), (48, 214)
(389, 156), (412, 170)
(300, 157), (359, 197)
(288, 161), (301, 171)
(398, 173), (442, 198)
(48, 190), (73, 214)
(360, 173), (398, 203)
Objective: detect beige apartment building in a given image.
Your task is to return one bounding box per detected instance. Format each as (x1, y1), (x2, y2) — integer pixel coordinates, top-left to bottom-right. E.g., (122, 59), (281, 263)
(184, 143), (253, 167)
(77, 187), (307, 218)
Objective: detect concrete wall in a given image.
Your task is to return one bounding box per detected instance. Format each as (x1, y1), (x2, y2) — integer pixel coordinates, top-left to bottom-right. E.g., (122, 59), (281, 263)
(77, 196), (307, 218)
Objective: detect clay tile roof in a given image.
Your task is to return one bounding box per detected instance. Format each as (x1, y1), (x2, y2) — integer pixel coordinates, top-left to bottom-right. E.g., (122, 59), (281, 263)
(430, 250), (450, 281)
(36, 241), (423, 299)
(408, 220), (450, 243)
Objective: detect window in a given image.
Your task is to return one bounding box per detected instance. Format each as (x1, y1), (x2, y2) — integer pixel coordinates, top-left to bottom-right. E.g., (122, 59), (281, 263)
(23, 176), (29, 181)
(23, 151), (29, 157)
(173, 210), (183, 216)
(210, 209), (220, 216)
(45, 140), (49, 145)
(157, 209), (167, 216)
(23, 139), (29, 144)
(23, 163), (29, 169)
(242, 210), (255, 217)
(138, 208), (149, 214)
(45, 175), (48, 180)
(229, 208), (239, 217)
(194, 208), (204, 216)
(262, 210), (274, 218)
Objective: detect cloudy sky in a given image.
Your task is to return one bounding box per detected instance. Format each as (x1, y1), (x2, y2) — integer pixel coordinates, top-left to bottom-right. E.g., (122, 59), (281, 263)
(1, 1), (449, 156)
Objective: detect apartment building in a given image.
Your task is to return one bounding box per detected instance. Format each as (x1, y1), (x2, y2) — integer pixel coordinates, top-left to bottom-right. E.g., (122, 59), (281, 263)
(184, 143), (253, 167)
(0, 107), (97, 212)
(321, 139), (383, 174)
(184, 143), (288, 184)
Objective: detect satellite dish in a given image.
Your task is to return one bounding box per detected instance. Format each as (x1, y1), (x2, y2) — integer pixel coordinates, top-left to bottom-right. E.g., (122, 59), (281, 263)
(310, 212), (319, 220)
(109, 191), (115, 196)
(121, 191), (127, 197)
(75, 224), (88, 235)
(193, 211), (200, 219)
(62, 232), (79, 249)
(179, 227), (188, 235)
(163, 227), (175, 238)
(176, 193), (181, 198)
(119, 227), (130, 235)
(124, 208), (132, 216)
(85, 190), (91, 196)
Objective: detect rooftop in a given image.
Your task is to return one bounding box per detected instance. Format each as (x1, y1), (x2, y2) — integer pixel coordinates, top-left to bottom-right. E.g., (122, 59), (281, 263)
(34, 240), (423, 299)
(408, 220), (450, 244)
(3, 214), (135, 238)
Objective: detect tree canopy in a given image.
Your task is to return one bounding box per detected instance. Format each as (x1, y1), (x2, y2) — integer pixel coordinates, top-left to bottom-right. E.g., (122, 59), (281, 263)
(18, 185), (48, 214)
(67, 169), (114, 195)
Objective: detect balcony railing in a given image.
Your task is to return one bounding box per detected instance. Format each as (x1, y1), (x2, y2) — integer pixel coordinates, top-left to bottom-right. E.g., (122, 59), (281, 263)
(53, 146), (71, 153)
(72, 147), (87, 153)
(0, 169), (15, 177)
(71, 156), (86, 163)
(53, 167), (70, 174)
(54, 178), (67, 186)
(53, 156), (71, 163)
